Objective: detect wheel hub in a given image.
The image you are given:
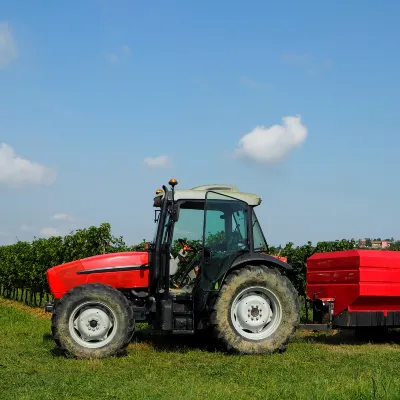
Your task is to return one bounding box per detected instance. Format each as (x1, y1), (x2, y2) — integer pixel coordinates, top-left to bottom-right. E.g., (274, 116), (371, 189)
(71, 305), (115, 345)
(250, 306), (260, 318)
(231, 286), (282, 340)
(235, 294), (272, 332)
(89, 320), (98, 328)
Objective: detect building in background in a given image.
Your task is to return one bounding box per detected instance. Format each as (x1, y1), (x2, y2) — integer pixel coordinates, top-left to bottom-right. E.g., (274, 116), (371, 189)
(358, 238), (393, 249)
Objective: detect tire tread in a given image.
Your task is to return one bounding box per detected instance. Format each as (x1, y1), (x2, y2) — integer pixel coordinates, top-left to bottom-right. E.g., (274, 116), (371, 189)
(211, 264), (300, 355)
(51, 283), (135, 359)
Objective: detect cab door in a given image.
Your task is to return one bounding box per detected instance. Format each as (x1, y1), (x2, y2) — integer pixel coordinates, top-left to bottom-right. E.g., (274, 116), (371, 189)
(201, 191), (250, 291)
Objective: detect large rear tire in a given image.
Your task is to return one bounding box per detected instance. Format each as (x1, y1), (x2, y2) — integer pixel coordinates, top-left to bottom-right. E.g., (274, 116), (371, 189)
(52, 283), (135, 359)
(211, 265), (299, 354)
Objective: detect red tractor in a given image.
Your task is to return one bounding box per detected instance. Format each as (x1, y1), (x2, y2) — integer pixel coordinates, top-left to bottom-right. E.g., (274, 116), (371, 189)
(45, 179), (300, 359)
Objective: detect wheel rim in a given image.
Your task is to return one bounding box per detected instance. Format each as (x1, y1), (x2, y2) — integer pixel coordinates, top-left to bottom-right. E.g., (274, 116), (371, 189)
(68, 301), (118, 349)
(230, 286), (282, 340)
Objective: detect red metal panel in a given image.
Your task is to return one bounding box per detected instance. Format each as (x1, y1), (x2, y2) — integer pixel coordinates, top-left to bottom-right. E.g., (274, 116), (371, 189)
(306, 250), (400, 317)
(80, 252), (148, 271)
(46, 252), (150, 299)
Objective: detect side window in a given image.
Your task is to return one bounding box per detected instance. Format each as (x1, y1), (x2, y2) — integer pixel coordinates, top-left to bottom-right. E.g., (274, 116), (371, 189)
(204, 210), (226, 246)
(229, 208), (249, 251)
(204, 192), (249, 253)
(252, 210), (268, 251)
(232, 210), (246, 241)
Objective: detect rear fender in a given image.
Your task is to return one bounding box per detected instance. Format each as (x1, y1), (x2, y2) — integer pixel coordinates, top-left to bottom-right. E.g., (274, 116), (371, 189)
(197, 253), (292, 317)
(230, 253), (292, 271)
(219, 253), (292, 288)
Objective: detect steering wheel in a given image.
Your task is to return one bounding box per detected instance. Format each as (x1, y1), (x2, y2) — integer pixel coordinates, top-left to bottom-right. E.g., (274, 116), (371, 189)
(177, 238), (201, 253)
(172, 239), (202, 288)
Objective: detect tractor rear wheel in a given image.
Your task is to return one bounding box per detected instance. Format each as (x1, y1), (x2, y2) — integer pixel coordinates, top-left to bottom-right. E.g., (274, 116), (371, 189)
(211, 265), (299, 355)
(52, 283), (135, 359)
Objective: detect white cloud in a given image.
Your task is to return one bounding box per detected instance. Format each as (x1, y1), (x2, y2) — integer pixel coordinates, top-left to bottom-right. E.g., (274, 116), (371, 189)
(0, 22), (18, 68)
(20, 224), (33, 231)
(0, 143), (57, 185)
(40, 227), (60, 237)
(52, 213), (74, 221)
(143, 155), (170, 168)
(0, 231), (7, 237)
(234, 115), (308, 164)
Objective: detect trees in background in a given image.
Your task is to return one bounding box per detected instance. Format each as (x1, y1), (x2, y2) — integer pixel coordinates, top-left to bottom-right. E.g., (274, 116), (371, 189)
(0, 223), (394, 308)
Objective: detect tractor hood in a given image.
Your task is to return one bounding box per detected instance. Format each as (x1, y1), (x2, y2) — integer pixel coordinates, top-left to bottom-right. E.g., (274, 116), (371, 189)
(46, 252), (150, 299)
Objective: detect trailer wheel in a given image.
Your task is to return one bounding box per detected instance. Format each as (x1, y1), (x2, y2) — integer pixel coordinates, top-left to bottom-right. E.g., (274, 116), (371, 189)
(211, 265), (299, 355)
(52, 283), (135, 359)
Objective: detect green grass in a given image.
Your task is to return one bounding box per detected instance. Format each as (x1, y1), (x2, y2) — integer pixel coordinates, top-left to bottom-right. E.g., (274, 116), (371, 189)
(1, 299), (400, 400)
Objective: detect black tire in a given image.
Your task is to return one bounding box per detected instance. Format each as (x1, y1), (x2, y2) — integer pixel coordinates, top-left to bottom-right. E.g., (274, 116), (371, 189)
(51, 283), (135, 359)
(211, 265), (300, 355)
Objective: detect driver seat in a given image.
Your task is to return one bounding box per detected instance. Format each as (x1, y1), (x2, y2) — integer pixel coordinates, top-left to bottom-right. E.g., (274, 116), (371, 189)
(169, 255), (179, 276)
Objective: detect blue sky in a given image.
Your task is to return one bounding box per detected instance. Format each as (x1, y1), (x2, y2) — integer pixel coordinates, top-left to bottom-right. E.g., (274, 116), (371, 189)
(1, 0), (400, 247)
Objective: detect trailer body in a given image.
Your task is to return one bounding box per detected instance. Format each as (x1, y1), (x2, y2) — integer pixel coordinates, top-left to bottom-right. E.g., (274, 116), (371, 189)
(306, 250), (400, 328)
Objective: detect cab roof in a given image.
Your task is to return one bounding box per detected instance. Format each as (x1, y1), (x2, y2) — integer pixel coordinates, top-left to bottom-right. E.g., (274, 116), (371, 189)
(168, 184), (262, 206)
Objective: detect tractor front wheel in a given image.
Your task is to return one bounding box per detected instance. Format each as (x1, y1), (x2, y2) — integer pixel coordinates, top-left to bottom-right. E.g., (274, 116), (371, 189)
(51, 283), (135, 359)
(211, 265), (299, 354)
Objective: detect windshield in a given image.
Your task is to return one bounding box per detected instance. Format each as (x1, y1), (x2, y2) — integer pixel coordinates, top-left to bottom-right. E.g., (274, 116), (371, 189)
(252, 209), (268, 252)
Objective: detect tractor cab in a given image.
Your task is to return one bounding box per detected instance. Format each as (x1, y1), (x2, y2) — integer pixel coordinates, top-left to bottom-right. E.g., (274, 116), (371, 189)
(149, 180), (268, 290)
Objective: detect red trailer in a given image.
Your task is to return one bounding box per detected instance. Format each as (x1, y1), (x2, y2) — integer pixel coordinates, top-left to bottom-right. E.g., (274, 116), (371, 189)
(302, 249), (400, 331)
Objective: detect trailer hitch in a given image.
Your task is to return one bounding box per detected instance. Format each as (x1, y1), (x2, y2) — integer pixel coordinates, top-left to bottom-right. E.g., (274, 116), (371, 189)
(44, 301), (54, 313)
(298, 323), (330, 331)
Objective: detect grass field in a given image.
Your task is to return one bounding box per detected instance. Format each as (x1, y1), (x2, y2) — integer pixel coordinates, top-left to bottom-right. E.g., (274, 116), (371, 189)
(1, 298), (400, 400)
